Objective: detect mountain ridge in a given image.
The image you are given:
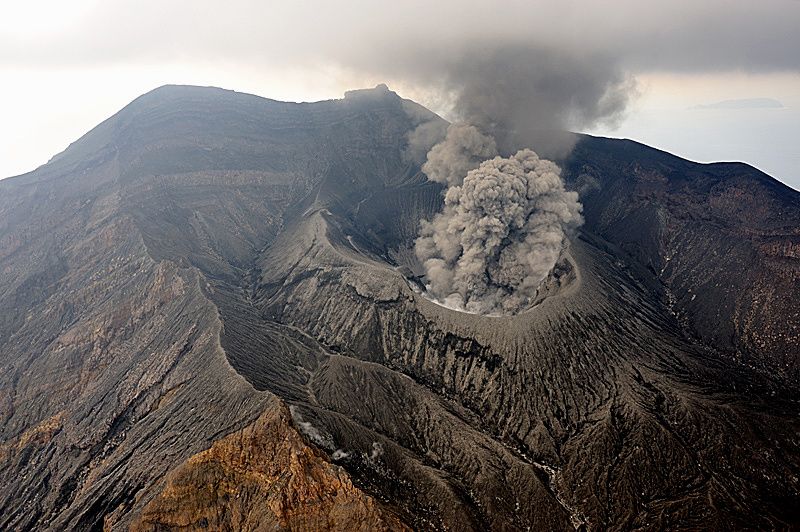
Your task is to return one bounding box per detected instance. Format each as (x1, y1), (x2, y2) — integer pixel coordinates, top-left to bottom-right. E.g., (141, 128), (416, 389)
(0, 85), (797, 530)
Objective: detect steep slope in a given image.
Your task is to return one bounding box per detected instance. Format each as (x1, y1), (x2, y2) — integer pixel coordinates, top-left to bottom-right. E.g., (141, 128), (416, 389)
(564, 136), (800, 385)
(235, 210), (798, 530)
(127, 400), (407, 531)
(0, 159), (277, 529)
(0, 85), (798, 530)
(0, 85), (429, 531)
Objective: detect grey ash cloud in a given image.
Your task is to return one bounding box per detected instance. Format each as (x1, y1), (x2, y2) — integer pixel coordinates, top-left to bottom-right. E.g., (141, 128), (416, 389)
(397, 37), (632, 317)
(401, 44), (618, 315)
(421, 124), (497, 186)
(416, 138), (582, 315)
(410, 45), (635, 159)
(401, 46), (625, 315)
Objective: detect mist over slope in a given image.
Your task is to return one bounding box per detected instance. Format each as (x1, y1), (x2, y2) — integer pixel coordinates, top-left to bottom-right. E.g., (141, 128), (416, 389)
(0, 85), (798, 530)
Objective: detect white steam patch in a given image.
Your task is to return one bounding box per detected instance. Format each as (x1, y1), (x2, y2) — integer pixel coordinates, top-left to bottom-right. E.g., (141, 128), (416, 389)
(331, 449), (351, 460)
(416, 125), (583, 315)
(368, 441), (384, 461)
(289, 405), (334, 449)
(289, 406), (353, 461)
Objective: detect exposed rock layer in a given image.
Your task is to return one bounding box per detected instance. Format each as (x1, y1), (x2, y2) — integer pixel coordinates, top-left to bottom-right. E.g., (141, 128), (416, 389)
(129, 399), (407, 531)
(0, 85), (797, 530)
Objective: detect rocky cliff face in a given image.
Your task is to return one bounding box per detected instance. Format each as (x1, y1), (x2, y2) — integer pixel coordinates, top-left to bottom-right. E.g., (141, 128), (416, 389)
(0, 85), (798, 530)
(127, 399), (407, 531)
(563, 137), (800, 386)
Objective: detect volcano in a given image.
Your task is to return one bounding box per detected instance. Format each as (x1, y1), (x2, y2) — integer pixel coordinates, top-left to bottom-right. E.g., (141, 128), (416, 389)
(0, 84), (798, 530)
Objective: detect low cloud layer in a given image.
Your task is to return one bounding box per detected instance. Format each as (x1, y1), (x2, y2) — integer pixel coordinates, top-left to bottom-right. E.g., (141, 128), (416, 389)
(4, 2), (798, 153)
(416, 130), (582, 315)
(5, 1), (799, 74)
(3, 1), (799, 180)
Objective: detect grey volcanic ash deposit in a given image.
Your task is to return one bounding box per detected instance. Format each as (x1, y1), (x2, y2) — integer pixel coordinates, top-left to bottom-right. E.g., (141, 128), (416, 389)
(415, 125), (583, 315)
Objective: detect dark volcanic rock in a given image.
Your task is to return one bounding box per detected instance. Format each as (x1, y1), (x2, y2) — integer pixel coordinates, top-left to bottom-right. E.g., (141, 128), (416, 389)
(563, 136), (800, 386)
(0, 85), (798, 530)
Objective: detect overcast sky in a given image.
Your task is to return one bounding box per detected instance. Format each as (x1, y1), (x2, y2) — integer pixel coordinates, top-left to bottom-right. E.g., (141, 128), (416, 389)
(2, 0), (799, 188)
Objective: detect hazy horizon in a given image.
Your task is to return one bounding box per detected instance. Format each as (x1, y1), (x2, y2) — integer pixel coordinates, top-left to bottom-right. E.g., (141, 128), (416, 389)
(2, 0), (799, 189)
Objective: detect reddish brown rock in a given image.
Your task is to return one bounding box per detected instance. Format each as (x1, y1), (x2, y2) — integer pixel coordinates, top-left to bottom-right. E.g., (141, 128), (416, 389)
(128, 400), (409, 532)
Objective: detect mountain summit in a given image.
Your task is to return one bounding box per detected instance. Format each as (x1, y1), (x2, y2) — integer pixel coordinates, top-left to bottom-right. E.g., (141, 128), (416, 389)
(1, 86), (798, 530)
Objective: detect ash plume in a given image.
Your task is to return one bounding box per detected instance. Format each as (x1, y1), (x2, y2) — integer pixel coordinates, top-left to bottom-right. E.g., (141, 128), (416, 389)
(437, 46), (634, 158)
(416, 144), (582, 315)
(395, 44), (636, 160)
(403, 47), (621, 314)
(421, 123), (497, 186)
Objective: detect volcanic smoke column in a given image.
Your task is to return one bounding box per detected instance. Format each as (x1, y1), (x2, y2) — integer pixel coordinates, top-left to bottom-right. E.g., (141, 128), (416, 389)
(415, 124), (583, 315)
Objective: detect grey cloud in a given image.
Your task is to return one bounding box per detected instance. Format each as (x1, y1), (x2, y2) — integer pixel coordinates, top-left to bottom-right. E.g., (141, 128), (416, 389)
(3, 2), (797, 164)
(418, 45), (635, 158)
(0, 0), (800, 75)
(4, 1), (800, 75)
(11, 1), (797, 158)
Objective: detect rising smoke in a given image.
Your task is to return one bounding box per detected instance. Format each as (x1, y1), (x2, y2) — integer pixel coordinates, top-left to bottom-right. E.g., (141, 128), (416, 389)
(421, 123), (497, 186)
(415, 126), (582, 315)
(397, 44), (635, 160)
(404, 46), (626, 314)
(440, 46), (634, 158)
